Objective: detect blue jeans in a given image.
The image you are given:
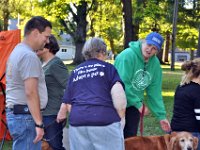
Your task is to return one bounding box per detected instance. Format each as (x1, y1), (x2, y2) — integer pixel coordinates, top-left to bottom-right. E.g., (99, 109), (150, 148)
(43, 115), (65, 150)
(6, 109), (41, 150)
(192, 132), (200, 150)
(69, 122), (124, 150)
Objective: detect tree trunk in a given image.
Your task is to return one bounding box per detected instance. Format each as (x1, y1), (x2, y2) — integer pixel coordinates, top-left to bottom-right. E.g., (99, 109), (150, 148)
(109, 39), (114, 54)
(156, 49), (165, 64)
(74, 41), (85, 64)
(0, 23), (2, 31)
(72, 1), (88, 64)
(163, 32), (170, 63)
(190, 50), (194, 60)
(133, 23), (139, 40)
(3, 15), (9, 31)
(121, 0), (134, 49)
(2, 0), (9, 31)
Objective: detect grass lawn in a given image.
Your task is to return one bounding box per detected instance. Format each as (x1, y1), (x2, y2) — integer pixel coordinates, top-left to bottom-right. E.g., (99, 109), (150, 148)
(143, 64), (183, 135)
(1, 63), (184, 149)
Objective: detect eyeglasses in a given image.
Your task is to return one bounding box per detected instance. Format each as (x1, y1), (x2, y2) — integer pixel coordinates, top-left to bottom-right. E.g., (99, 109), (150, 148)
(42, 119), (67, 142)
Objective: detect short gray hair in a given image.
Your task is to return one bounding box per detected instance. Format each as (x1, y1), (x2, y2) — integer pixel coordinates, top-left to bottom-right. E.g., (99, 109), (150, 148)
(82, 37), (107, 60)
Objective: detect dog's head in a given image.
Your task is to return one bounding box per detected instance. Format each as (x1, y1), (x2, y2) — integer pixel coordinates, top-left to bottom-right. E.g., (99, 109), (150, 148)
(41, 141), (53, 150)
(169, 132), (198, 150)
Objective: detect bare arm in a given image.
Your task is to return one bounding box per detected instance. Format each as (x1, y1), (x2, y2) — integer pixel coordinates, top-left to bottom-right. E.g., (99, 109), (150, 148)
(24, 77), (44, 143)
(111, 82), (127, 119)
(57, 103), (71, 123)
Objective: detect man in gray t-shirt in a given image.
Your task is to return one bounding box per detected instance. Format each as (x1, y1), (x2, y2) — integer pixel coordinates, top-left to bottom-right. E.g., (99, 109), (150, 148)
(6, 43), (47, 109)
(6, 16), (52, 150)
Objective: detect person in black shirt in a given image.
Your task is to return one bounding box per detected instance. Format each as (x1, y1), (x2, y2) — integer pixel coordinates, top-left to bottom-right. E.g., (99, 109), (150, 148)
(171, 58), (200, 150)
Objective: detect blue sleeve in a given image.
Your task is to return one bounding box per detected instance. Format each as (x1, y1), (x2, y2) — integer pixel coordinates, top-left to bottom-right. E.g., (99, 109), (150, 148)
(108, 63), (125, 90)
(62, 72), (73, 104)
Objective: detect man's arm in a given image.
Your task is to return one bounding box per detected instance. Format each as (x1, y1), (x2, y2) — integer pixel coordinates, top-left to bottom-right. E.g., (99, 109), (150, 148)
(24, 77), (44, 143)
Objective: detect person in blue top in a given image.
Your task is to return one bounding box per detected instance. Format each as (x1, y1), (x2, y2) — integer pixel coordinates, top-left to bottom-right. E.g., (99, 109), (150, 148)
(171, 58), (200, 150)
(57, 37), (127, 150)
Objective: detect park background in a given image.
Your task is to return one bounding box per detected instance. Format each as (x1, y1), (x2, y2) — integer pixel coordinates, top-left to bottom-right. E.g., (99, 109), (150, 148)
(0, 0), (200, 149)
(0, 0), (200, 65)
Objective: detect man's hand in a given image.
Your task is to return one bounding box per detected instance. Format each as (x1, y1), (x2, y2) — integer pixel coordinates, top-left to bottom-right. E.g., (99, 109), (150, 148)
(159, 119), (171, 133)
(33, 127), (44, 144)
(138, 104), (149, 116)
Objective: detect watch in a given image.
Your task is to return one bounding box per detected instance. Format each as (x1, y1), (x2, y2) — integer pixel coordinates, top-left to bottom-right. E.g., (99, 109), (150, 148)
(35, 122), (44, 129)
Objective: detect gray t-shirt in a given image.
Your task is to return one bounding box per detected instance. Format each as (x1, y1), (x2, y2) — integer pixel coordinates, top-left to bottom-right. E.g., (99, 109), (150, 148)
(6, 43), (48, 109)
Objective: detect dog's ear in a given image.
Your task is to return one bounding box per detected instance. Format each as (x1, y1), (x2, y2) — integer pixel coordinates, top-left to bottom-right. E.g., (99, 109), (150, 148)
(193, 137), (199, 150)
(169, 136), (177, 150)
(171, 132), (177, 137)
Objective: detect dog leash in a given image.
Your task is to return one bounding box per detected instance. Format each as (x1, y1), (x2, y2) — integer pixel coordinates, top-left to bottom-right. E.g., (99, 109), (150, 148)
(43, 119), (67, 142)
(139, 103), (145, 136)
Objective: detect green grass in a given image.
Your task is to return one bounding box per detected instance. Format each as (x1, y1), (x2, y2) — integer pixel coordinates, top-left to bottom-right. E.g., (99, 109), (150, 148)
(2, 63), (184, 148)
(66, 64), (76, 73)
(143, 64), (183, 136)
(1, 140), (12, 150)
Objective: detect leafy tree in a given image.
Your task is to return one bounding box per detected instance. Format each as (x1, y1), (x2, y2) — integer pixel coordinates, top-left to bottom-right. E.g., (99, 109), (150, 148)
(132, 0), (169, 63)
(176, 0), (200, 57)
(121, 0), (134, 49)
(40, 0), (124, 63)
(0, 0), (44, 31)
(0, 0), (10, 31)
(87, 0), (123, 54)
(3, 0), (198, 63)
(40, 0), (94, 64)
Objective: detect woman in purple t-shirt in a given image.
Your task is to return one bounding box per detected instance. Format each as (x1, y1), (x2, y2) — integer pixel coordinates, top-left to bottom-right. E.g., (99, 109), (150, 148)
(57, 37), (127, 150)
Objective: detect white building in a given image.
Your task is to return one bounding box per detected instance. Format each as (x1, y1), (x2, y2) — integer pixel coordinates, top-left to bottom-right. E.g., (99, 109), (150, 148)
(56, 44), (75, 60)
(168, 49), (190, 62)
(8, 19), (18, 30)
(56, 33), (75, 60)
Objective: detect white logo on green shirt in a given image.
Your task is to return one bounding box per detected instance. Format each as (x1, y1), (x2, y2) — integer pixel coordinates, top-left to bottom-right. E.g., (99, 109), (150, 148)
(131, 69), (151, 91)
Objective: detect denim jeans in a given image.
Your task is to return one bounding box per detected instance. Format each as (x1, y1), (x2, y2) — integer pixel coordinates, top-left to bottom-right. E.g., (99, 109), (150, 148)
(69, 122), (124, 150)
(192, 132), (200, 150)
(6, 109), (41, 150)
(43, 115), (65, 150)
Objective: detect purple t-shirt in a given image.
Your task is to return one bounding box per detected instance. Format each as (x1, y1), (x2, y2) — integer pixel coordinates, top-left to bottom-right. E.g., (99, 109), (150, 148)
(63, 58), (124, 126)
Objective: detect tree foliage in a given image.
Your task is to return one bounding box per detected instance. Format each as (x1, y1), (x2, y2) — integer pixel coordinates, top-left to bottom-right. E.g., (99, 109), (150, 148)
(0, 0), (200, 63)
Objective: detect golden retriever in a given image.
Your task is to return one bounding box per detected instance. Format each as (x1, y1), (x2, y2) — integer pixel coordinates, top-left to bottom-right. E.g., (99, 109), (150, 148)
(125, 132), (198, 150)
(41, 140), (53, 150)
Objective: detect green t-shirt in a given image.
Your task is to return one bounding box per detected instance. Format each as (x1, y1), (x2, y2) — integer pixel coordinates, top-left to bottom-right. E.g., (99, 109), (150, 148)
(42, 56), (69, 116)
